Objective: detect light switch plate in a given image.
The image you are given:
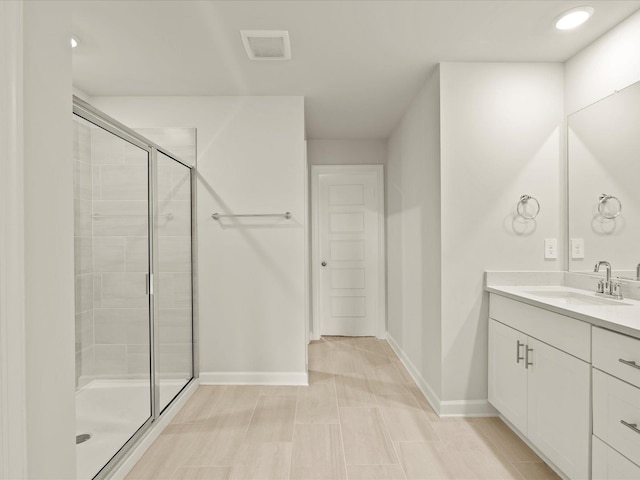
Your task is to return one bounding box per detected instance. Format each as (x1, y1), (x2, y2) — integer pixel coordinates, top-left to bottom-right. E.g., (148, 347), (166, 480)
(571, 238), (585, 259)
(544, 238), (558, 259)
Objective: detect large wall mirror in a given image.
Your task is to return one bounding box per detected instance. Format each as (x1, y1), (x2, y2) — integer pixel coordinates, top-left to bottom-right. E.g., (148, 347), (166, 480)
(568, 80), (640, 281)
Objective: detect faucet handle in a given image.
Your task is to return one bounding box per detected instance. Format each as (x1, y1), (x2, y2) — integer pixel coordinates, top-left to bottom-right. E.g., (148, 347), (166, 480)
(612, 281), (623, 299)
(596, 279), (605, 294)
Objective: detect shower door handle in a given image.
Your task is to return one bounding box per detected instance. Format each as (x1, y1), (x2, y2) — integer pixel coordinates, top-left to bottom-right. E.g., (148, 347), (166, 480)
(146, 273), (153, 295)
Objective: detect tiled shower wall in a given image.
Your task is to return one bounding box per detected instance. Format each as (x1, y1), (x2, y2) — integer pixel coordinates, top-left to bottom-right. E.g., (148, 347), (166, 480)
(91, 128), (151, 380)
(73, 119), (195, 389)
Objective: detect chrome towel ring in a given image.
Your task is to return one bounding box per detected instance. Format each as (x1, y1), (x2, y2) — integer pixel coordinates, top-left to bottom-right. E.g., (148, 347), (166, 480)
(598, 194), (622, 219)
(516, 195), (540, 220)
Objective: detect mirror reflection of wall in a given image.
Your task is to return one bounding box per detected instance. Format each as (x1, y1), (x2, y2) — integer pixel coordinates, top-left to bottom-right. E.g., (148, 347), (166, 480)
(568, 80), (640, 280)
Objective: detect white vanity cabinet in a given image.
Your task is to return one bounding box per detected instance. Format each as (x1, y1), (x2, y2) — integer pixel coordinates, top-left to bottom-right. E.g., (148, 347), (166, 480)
(592, 436), (640, 479)
(488, 319), (528, 434)
(488, 294), (591, 480)
(592, 327), (640, 479)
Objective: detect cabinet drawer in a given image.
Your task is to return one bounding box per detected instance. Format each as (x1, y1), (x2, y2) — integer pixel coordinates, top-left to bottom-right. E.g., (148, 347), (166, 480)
(489, 294), (591, 361)
(593, 368), (640, 467)
(592, 435), (640, 480)
(593, 327), (640, 389)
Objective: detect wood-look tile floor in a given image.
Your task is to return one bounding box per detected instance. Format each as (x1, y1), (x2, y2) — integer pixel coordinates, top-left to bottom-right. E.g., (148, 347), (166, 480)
(126, 337), (561, 480)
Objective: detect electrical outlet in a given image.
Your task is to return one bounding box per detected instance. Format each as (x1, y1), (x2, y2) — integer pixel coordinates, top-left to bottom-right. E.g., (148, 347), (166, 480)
(544, 238), (558, 259)
(571, 238), (585, 259)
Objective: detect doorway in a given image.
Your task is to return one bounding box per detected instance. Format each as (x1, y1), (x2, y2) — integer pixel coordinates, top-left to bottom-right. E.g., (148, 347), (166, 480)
(311, 165), (386, 339)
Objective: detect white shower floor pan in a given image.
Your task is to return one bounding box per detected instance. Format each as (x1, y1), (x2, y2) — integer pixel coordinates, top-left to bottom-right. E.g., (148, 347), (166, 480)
(76, 379), (185, 480)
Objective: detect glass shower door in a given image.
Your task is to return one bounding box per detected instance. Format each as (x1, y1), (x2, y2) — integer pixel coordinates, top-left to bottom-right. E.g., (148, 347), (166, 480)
(73, 115), (152, 480)
(156, 151), (193, 411)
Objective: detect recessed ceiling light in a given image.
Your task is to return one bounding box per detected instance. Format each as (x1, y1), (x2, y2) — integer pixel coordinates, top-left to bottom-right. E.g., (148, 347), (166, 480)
(555, 6), (594, 30)
(71, 36), (79, 48)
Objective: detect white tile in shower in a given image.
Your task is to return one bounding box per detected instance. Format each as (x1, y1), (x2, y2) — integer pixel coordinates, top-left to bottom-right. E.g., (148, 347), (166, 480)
(93, 201), (149, 237)
(73, 120), (91, 162)
(75, 273), (94, 313)
(94, 344), (128, 376)
(74, 197), (93, 237)
(75, 236), (93, 275)
(93, 273), (103, 308)
(158, 201), (191, 236)
(158, 273), (175, 308)
(158, 344), (192, 376)
(74, 159), (93, 201)
(99, 272), (148, 308)
(75, 310), (94, 353)
(93, 237), (126, 273)
(126, 344), (151, 376)
(91, 129), (125, 165)
(158, 237), (192, 273)
(124, 236), (149, 273)
(98, 164), (148, 201)
(124, 142), (148, 165)
(94, 308), (149, 345)
(173, 273), (192, 308)
(76, 346), (95, 388)
(158, 309), (192, 344)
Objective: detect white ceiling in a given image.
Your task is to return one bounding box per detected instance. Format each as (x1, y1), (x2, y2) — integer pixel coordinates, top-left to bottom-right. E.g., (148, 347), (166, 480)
(71, 0), (640, 139)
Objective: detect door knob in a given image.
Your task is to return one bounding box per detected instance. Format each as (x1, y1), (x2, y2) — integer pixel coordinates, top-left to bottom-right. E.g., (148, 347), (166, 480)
(321, 261), (327, 267)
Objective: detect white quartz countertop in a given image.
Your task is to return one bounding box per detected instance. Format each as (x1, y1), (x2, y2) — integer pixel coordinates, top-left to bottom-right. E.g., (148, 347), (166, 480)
(486, 284), (640, 339)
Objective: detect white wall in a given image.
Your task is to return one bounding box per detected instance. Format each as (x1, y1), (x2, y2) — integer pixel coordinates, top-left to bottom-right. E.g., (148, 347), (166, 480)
(439, 63), (564, 407)
(23, 1), (76, 477)
(387, 63), (564, 415)
(0, 2), (26, 477)
(386, 67), (442, 402)
(565, 10), (640, 115)
(91, 96), (308, 384)
(307, 139), (386, 165)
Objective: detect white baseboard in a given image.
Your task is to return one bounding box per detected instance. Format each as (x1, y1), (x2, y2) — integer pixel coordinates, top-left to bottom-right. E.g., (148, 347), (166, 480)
(107, 379), (199, 480)
(440, 399), (497, 417)
(200, 371), (309, 386)
(386, 333), (497, 418)
(386, 333), (442, 415)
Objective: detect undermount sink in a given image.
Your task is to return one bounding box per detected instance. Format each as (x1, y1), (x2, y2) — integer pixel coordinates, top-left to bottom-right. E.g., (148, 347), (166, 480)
(523, 290), (632, 307)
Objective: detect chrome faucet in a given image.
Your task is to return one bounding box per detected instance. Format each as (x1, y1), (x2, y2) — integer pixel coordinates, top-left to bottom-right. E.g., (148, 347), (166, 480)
(636, 263), (640, 281)
(594, 261), (623, 299)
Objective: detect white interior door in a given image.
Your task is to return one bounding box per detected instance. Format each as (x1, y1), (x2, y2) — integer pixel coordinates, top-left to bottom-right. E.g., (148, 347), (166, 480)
(312, 166), (384, 338)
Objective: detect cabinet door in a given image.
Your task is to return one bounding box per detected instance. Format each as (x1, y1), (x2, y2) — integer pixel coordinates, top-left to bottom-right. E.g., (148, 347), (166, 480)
(593, 435), (640, 480)
(527, 338), (590, 480)
(488, 319), (528, 434)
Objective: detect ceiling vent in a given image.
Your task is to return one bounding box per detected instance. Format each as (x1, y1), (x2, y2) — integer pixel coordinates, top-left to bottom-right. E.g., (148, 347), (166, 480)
(241, 30), (291, 60)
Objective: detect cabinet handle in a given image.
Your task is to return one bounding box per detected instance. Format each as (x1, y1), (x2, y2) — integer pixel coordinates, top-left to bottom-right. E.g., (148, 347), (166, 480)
(525, 346), (534, 369)
(516, 341), (525, 364)
(619, 358), (640, 370)
(621, 420), (640, 435)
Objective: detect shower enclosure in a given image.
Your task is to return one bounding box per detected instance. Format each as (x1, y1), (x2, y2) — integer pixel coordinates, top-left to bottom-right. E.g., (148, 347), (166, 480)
(72, 97), (197, 480)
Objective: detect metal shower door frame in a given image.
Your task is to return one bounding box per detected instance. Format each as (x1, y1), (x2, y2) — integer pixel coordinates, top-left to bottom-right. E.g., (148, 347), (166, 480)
(72, 96), (199, 480)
